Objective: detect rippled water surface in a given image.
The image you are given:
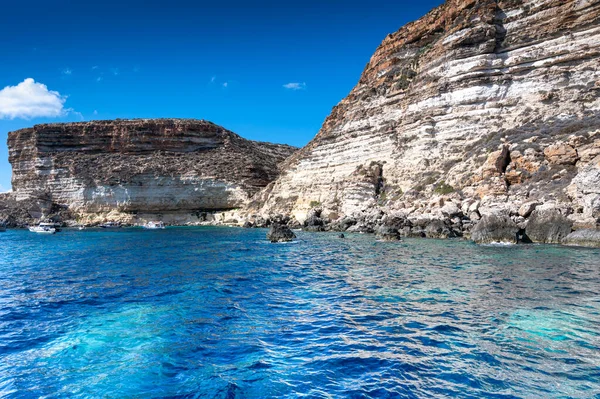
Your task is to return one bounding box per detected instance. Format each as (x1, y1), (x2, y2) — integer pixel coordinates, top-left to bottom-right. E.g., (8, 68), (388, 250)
(1, 227), (599, 398)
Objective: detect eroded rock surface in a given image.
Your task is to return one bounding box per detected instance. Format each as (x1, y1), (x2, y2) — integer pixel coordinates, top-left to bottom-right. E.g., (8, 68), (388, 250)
(562, 229), (600, 248)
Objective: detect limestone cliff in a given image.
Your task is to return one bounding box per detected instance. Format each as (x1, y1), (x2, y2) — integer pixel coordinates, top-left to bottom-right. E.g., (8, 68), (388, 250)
(6, 119), (296, 224)
(249, 0), (600, 236)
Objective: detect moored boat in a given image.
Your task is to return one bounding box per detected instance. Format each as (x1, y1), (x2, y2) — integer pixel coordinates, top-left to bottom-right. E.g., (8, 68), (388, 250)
(100, 222), (121, 229)
(29, 222), (56, 234)
(143, 221), (165, 230)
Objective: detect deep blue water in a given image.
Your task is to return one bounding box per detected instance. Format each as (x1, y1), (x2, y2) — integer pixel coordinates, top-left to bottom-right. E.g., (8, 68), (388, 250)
(0, 227), (599, 398)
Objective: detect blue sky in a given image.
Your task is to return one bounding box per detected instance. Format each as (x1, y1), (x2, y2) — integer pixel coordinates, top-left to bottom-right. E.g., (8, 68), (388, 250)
(0, 0), (443, 192)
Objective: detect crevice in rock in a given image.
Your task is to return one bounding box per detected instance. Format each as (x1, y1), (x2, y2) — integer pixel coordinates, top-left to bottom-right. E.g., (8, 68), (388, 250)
(493, 5), (508, 53)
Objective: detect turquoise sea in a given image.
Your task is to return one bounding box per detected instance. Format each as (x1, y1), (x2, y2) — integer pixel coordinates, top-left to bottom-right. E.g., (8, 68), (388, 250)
(0, 227), (599, 398)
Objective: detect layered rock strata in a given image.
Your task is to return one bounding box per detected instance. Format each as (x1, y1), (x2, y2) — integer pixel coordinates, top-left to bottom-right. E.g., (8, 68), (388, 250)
(247, 0), (600, 243)
(7, 119), (296, 225)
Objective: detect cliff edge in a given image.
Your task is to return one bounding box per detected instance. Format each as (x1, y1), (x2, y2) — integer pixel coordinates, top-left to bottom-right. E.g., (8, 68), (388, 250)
(247, 0), (600, 242)
(4, 119), (296, 225)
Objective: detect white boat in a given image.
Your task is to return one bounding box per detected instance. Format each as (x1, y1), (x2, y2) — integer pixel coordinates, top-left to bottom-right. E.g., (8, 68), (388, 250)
(143, 221), (165, 230)
(100, 222), (121, 229)
(29, 222), (56, 234)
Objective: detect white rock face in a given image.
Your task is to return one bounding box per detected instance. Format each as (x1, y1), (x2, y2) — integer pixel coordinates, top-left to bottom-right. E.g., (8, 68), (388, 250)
(8, 119), (296, 222)
(250, 0), (600, 228)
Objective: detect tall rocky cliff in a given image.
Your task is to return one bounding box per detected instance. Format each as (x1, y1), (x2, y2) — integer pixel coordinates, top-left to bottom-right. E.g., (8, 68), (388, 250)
(249, 0), (600, 238)
(6, 119), (296, 224)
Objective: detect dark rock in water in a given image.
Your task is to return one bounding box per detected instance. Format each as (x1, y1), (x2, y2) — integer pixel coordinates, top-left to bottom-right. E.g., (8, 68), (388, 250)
(376, 226), (402, 241)
(267, 224), (296, 243)
(471, 214), (519, 244)
(525, 208), (573, 244)
(242, 221), (254, 228)
(304, 213), (325, 232)
(562, 229), (600, 248)
(336, 216), (357, 231)
(338, 233), (345, 239)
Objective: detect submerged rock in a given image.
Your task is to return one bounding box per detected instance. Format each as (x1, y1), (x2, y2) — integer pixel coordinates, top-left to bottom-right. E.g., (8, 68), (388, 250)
(562, 229), (600, 248)
(267, 224), (296, 243)
(525, 208), (573, 244)
(471, 215), (519, 244)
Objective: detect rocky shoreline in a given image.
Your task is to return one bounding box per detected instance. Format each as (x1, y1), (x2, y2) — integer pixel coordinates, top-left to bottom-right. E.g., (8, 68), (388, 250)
(2, 195), (599, 248)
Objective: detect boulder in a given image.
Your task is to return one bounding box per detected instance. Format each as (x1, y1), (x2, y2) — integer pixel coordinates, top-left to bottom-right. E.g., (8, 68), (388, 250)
(471, 214), (519, 244)
(335, 216), (357, 231)
(525, 208), (573, 244)
(267, 224), (296, 243)
(376, 226), (402, 241)
(425, 220), (454, 239)
(242, 221), (254, 228)
(482, 146), (511, 178)
(562, 229), (600, 248)
(441, 202), (462, 218)
(543, 143), (578, 165)
(518, 201), (540, 218)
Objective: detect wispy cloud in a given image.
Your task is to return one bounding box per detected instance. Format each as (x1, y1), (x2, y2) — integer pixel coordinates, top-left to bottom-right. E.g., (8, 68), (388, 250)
(91, 66), (99, 70)
(0, 78), (68, 119)
(62, 68), (73, 76)
(110, 68), (119, 76)
(283, 82), (307, 91)
(222, 82), (228, 88)
(210, 76), (216, 84)
(96, 76), (103, 82)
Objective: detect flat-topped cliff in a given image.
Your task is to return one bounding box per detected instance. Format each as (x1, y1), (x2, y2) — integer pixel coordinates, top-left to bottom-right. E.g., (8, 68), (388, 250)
(6, 119), (296, 224)
(248, 0), (600, 242)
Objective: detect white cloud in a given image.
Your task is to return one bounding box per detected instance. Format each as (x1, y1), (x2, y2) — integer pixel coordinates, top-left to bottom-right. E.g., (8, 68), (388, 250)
(222, 82), (228, 88)
(96, 76), (103, 82)
(0, 78), (67, 119)
(210, 76), (216, 84)
(62, 68), (72, 75)
(283, 82), (307, 90)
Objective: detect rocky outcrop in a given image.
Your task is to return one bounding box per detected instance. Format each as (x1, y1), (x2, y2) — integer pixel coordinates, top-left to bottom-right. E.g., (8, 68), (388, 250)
(525, 207), (573, 244)
(267, 224), (296, 243)
(562, 229), (600, 248)
(247, 0), (600, 239)
(471, 215), (519, 244)
(7, 119), (296, 224)
(376, 226), (402, 241)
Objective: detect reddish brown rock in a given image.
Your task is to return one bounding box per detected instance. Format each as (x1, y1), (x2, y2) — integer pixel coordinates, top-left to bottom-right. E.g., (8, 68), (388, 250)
(543, 143), (579, 165)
